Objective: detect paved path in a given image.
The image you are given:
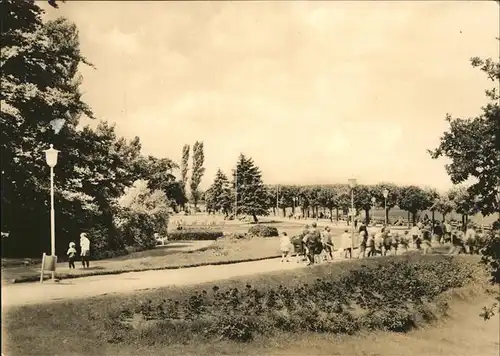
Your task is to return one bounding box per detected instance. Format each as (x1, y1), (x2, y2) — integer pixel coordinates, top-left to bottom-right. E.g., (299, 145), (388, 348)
(1, 257), (314, 309)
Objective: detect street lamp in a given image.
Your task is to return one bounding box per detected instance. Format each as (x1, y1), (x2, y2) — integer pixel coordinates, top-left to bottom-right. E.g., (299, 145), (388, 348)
(348, 179), (357, 259)
(44, 144), (59, 281)
(383, 188), (389, 226)
(371, 196), (376, 225)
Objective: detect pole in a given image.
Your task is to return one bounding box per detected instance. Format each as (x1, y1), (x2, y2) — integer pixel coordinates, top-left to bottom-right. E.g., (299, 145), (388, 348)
(50, 167), (55, 281)
(234, 170), (238, 218)
(350, 188), (354, 257)
(384, 197), (387, 226)
(276, 185), (279, 217)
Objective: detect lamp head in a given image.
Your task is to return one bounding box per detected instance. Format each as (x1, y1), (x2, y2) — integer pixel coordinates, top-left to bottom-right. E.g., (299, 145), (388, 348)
(371, 197), (376, 203)
(383, 188), (389, 198)
(44, 144), (59, 168)
(348, 179), (357, 189)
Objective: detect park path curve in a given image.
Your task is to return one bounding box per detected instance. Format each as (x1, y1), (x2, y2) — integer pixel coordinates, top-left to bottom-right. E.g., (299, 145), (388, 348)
(2, 257), (316, 309)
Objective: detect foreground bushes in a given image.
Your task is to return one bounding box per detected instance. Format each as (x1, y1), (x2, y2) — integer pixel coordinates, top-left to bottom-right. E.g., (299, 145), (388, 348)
(248, 225), (279, 237)
(112, 255), (482, 343)
(168, 230), (223, 241)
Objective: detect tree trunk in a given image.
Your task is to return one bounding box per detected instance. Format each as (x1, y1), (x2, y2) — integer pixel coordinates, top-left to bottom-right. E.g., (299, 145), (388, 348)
(385, 208), (390, 225)
(329, 208), (333, 222)
(412, 212), (417, 225)
(365, 208), (370, 224)
(336, 208), (339, 221)
(407, 211), (410, 226)
(282, 207), (286, 217)
(431, 210), (435, 231)
(252, 214), (258, 223)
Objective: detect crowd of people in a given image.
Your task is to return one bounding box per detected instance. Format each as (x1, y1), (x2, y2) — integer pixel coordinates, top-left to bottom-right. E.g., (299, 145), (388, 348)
(279, 219), (487, 265)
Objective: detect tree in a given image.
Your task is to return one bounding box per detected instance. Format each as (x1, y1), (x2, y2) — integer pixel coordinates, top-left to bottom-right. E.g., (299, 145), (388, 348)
(448, 186), (480, 227)
(233, 154), (269, 222)
(190, 141), (205, 210)
(317, 186), (338, 220)
(353, 185), (375, 224)
(429, 56), (500, 217)
(398, 186), (433, 224)
(180, 144), (190, 209)
(372, 183), (400, 224)
(428, 42), (500, 319)
(1, 1), (97, 256)
(206, 169), (233, 216)
(139, 155), (186, 211)
(116, 180), (169, 249)
(431, 192), (455, 221)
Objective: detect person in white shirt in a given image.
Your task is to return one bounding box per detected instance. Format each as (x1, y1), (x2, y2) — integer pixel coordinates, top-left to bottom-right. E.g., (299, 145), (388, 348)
(409, 224), (420, 247)
(80, 233), (91, 268)
(465, 225), (476, 254)
(340, 229), (352, 259)
(280, 232), (292, 262)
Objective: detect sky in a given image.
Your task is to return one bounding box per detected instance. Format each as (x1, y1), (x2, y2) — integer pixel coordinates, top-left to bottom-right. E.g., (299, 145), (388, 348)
(40, 1), (499, 192)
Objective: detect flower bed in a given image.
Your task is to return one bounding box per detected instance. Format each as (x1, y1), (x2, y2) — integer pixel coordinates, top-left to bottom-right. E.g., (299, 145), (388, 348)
(108, 254), (484, 343)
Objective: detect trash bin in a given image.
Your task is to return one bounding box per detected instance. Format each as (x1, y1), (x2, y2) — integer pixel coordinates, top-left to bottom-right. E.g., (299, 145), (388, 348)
(44, 254), (57, 272)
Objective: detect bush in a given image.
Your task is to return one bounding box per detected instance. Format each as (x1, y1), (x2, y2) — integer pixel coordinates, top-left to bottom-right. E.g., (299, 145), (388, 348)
(248, 225), (279, 237)
(114, 255), (483, 343)
(168, 230), (223, 241)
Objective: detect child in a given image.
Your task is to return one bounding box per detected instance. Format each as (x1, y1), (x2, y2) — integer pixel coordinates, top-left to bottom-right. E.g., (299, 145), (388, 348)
(341, 229), (352, 259)
(280, 232), (291, 262)
(321, 227), (334, 261)
(400, 231), (410, 252)
(383, 231), (392, 256)
(367, 232), (376, 257)
(67, 242), (77, 269)
(374, 231), (384, 256)
(391, 232), (400, 255)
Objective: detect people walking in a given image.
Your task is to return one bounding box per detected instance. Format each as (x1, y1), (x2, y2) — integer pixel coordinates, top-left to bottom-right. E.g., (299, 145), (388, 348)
(340, 229), (352, 259)
(321, 226), (334, 261)
(80, 233), (91, 268)
(280, 232), (291, 262)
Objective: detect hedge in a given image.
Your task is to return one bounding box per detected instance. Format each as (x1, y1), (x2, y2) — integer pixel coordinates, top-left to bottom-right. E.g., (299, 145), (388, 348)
(168, 230), (224, 241)
(248, 225), (279, 237)
(111, 255), (484, 343)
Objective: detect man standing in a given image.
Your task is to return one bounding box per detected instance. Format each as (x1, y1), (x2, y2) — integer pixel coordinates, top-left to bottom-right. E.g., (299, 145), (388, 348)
(321, 226), (334, 261)
(80, 233), (91, 268)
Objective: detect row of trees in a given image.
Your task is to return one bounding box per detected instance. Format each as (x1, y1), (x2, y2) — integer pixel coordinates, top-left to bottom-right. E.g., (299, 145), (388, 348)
(204, 159), (480, 225)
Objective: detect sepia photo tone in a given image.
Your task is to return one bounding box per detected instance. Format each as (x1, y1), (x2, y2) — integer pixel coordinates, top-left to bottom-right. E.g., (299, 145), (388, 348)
(1, 0), (500, 355)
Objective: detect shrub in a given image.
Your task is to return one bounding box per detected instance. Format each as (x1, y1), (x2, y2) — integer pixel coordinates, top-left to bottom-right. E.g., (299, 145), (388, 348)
(168, 230), (223, 241)
(248, 225), (279, 237)
(114, 255), (482, 343)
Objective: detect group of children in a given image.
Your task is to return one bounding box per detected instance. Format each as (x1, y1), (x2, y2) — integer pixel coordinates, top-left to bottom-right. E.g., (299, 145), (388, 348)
(278, 222), (439, 264)
(66, 233), (91, 269)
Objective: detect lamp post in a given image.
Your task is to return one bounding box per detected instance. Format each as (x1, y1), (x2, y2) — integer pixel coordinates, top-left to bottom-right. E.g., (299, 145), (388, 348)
(44, 144), (59, 281)
(348, 179), (357, 259)
(276, 185), (279, 217)
(371, 197), (376, 225)
(383, 188), (389, 226)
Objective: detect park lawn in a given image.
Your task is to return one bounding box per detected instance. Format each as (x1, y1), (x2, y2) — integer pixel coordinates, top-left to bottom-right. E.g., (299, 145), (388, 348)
(2, 255), (494, 356)
(1, 218), (350, 284)
(0, 236), (286, 284)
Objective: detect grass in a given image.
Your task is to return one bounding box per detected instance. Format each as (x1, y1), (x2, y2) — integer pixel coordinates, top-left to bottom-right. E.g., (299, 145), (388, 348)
(1, 219), (352, 284)
(1, 236), (286, 284)
(3, 254), (495, 356)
